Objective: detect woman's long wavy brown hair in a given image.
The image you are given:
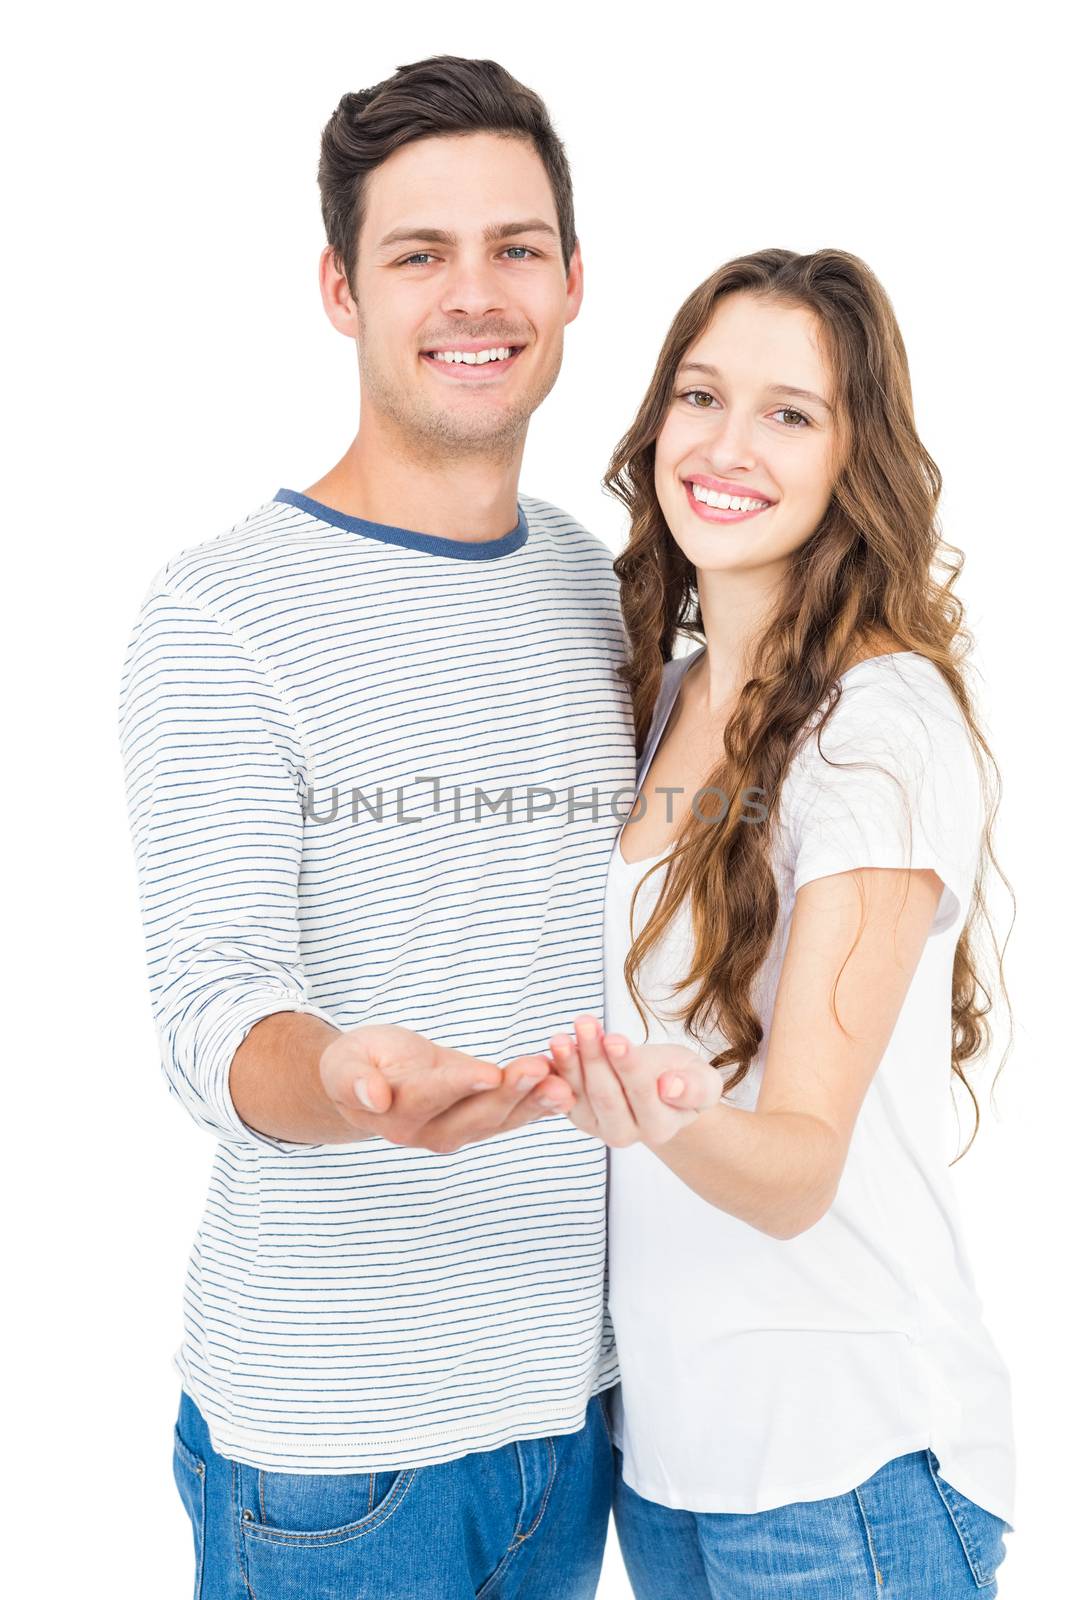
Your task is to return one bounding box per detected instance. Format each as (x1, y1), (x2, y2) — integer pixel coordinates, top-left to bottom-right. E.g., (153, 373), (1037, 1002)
(607, 248), (1011, 1156)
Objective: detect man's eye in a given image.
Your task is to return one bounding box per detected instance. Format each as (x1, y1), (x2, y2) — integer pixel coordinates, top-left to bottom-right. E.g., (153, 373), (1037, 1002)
(399, 252), (434, 266)
(502, 246), (536, 260)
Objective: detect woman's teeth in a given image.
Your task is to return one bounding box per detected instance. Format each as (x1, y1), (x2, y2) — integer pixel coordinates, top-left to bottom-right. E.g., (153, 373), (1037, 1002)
(690, 483), (770, 513)
(429, 347), (515, 364)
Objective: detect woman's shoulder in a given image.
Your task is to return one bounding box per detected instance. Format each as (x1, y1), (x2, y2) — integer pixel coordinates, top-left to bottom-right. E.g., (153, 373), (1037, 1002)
(782, 650), (981, 828)
(805, 650), (970, 754)
(777, 650), (985, 925)
(840, 647), (956, 698)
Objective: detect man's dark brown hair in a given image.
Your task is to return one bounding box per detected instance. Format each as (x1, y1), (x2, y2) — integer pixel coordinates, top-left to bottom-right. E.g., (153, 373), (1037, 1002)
(317, 55), (577, 295)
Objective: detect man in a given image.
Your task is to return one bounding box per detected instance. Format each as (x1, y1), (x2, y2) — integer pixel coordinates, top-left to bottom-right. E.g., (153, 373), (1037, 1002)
(118, 55), (635, 1599)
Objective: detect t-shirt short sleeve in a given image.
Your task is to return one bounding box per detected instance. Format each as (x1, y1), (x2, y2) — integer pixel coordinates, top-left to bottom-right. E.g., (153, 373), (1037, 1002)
(781, 658), (983, 936)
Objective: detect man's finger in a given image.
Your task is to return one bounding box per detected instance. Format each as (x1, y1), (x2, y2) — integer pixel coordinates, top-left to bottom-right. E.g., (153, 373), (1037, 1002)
(492, 1076), (576, 1137)
(394, 1057), (504, 1124)
(417, 1057), (568, 1151)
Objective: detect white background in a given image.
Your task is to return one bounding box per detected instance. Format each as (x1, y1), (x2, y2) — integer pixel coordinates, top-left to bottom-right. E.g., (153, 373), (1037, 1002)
(5, 2), (1062, 1594)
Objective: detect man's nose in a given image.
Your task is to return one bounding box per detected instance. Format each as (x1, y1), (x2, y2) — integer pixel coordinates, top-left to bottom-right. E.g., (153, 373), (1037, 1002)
(439, 255), (507, 320)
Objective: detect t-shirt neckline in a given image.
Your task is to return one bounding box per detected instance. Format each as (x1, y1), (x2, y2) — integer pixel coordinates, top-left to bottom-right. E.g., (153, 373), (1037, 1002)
(273, 487), (529, 561)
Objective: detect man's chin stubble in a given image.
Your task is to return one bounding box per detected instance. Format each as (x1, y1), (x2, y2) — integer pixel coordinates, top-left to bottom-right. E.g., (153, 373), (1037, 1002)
(359, 350), (562, 464)
(370, 393), (532, 464)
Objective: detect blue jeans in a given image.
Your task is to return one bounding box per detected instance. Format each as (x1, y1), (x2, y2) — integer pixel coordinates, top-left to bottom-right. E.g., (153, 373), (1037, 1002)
(172, 1386), (613, 1598)
(613, 1442), (1011, 1597)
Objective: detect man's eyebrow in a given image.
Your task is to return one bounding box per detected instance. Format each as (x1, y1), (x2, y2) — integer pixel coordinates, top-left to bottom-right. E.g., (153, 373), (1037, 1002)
(376, 218), (559, 251)
(676, 362), (832, 410)
(377, 226), (456, 250)
(484, 218), (558, 243)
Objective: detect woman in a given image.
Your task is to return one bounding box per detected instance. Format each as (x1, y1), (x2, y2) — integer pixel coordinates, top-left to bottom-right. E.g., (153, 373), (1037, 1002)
(544, 249), (1014, 1596)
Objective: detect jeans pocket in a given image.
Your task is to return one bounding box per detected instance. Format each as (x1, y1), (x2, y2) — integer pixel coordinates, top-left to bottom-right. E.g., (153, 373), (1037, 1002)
(172, 1424), (207, 1599)
(238, 1462), (421, 1600)
(925, 1451), (1008, 1589)
(241, 1463), (418, 1543)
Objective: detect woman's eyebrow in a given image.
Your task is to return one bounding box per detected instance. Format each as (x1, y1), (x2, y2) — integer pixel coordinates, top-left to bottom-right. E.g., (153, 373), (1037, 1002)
(677, 362), (832, 411)
(768, 383), (832, 410)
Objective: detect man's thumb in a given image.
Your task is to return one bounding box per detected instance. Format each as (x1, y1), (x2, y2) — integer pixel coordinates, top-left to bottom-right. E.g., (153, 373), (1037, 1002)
(352, 1067), (392, 1114)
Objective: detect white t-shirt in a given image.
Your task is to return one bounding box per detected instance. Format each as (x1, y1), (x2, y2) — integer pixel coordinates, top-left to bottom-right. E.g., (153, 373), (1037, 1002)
(603, 647), (1015, 1523)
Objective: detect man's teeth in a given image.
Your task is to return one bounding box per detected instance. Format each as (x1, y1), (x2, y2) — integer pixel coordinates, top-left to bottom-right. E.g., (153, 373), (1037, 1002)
(430, 347), (515, 365)
(690, 484), (770, 512)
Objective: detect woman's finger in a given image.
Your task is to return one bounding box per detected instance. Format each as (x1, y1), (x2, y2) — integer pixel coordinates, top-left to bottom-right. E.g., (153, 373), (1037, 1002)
(549, 1033), (599, 1137)
(573, 1015), (639, 1146)
(549, 1033), (584, 1096)
(603, 1033), (695, 1145)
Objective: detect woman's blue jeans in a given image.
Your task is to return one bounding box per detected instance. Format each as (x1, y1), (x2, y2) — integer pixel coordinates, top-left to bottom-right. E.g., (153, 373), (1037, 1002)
(612, 1440), (1011, 1597)
(172, 1385), (614, 1598)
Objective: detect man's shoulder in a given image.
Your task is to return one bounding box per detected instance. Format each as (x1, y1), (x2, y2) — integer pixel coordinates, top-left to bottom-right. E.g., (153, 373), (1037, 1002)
(138, 493), (328, 611)
(518, 491), (618, 569)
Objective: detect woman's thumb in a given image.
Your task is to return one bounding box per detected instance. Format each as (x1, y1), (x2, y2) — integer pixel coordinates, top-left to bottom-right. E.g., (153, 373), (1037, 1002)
(658, 1068), (708, 1110)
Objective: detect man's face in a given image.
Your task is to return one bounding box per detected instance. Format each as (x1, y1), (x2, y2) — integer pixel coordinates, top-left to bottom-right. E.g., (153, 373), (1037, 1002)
(326, 131), (583, 458)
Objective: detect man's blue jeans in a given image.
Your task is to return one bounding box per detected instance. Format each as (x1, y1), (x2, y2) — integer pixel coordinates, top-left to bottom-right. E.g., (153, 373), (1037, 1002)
(172, 1385), (614, 1598)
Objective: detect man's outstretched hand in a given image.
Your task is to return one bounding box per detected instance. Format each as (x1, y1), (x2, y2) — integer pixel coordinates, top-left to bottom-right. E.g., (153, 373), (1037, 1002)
(318, 1024), (575, 1153)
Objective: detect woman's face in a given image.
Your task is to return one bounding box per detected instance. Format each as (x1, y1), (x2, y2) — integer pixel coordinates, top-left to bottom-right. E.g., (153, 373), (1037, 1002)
(654, 291), (839, 577)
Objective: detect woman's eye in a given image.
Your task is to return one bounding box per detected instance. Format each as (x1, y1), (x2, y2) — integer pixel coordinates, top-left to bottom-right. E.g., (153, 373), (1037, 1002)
(772, 406), (810, 427)
(680, 389), (719, 409)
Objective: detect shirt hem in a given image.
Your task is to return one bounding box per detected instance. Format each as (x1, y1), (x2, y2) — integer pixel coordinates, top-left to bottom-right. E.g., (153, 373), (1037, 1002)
(614, 1427), (1014, 1525)
(180, 1374), (614, 1473)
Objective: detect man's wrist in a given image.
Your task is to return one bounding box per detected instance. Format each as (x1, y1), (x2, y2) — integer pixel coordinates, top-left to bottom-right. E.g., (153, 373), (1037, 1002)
(230, 1011), (367, 1144)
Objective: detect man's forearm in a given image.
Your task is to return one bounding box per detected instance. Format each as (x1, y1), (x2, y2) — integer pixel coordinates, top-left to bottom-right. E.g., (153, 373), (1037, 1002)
(229, 1011), (364, 1144)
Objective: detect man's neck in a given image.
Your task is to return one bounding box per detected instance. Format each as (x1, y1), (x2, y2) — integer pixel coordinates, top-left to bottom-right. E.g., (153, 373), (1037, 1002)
(303, 414), (527, 544)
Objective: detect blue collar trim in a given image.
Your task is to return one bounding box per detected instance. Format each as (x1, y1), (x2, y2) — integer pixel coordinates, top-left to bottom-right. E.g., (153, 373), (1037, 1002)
(273, 488), (529, 561)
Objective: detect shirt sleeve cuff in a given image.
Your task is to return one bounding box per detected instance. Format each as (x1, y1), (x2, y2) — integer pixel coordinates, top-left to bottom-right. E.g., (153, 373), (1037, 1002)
(200, 987), (344, 1156)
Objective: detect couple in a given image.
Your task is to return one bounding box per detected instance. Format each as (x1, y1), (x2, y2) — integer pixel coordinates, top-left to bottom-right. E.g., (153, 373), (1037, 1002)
(118, 53), (1014, 1600)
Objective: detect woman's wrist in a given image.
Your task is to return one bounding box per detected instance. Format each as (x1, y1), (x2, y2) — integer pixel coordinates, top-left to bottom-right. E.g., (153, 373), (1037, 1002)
(653, 1103), (841, 1239)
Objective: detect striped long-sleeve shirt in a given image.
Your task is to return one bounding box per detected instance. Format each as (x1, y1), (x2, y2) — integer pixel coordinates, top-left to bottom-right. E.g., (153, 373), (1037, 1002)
(118, 487), (636, 1472)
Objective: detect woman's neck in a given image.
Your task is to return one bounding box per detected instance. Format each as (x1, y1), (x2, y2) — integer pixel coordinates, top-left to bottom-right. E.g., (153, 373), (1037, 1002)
(691, 563), (904, 711)
(692, 562), (786, 712)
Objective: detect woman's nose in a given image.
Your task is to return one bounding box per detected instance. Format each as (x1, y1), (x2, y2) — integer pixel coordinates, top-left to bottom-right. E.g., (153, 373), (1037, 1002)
(704, 413), (758, 474)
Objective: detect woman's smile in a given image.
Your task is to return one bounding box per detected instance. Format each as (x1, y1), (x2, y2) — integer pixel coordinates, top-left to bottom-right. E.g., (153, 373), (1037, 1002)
(683, 473), (776, 523)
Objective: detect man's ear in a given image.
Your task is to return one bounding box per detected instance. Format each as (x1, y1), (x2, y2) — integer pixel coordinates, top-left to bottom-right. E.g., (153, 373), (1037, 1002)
(319, 244), (360, 340)
(563, 237), (584, 327)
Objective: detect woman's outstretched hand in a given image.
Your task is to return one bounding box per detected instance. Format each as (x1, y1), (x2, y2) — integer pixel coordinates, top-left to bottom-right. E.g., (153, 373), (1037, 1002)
(544, 1015), (724, 1147)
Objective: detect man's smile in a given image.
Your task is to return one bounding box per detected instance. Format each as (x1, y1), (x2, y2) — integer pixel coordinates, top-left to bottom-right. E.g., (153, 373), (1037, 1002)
(419, 340), (526, 379)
